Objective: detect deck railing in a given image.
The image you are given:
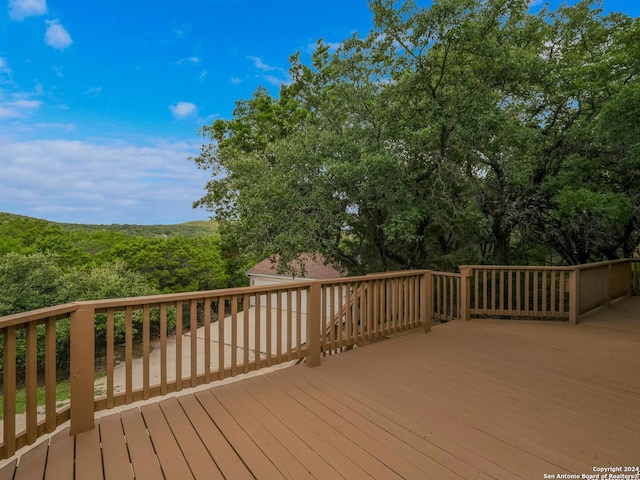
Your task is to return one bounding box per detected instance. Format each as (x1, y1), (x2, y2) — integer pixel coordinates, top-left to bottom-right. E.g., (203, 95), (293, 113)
(432, 272), (461, 322)
(0, 259), (636, 460)
(320, 271), (428, 354)
(0, 270), (430, 460)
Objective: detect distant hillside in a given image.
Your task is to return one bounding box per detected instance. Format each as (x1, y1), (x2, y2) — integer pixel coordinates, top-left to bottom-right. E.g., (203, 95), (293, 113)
(0, 212), (218, 238)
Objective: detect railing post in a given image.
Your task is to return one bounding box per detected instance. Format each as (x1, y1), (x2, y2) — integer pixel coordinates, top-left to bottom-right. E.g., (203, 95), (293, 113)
(70, 305), (96, 435)
(422, 271), (432, 332)
(459, 267), (472, 321)
(568, 268), (579, 325)
(306, 282), (321, 367)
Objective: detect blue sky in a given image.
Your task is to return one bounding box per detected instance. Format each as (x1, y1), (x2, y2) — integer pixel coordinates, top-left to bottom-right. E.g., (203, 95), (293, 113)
(1, 0), (637, 225)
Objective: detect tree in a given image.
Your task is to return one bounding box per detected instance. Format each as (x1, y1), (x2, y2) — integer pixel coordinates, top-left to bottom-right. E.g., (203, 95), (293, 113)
(191, 0), (639, 271)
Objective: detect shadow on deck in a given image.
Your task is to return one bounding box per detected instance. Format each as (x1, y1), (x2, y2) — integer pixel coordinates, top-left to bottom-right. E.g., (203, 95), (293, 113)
(2, 298), (639, 479)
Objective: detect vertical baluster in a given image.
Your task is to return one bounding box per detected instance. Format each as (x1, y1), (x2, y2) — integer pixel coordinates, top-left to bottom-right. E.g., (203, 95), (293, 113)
(25, 322), (37, 444)
(286, 290), (292, 361)
(218, 298), (225, 379)
(296, 289), (302, 358)
(159, 304), (167, 395)
(507, 270), (514, 314)
(338, 284), (345, 347)
(323, 285), (330, 354)
(125, 306), (133, 402)
(385, 280), (392, 334)
(533, 271), (540, 316)
(190, 301), (198, 387)
(244, 293), (250, 372)
(346, 284), (353, 343)
(231, 295), (238, 376)
(255, 294), (262, 369)
(176, 303), (183, 390)
(551, 272), (557, 316)
(3, 326), (17, 458)
(276, 291), (282, 362)
(106, 309), (115, 407)
(204, 298), (211, 382)
(266, 293), (272, 366)
(143, 305), (150, 399)
(45, 317), (57, 433)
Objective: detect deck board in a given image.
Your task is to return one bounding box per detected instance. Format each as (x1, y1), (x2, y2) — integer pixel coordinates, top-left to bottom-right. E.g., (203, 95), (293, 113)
(3, 298), (640, 479)
(74, 422), (103, 480)
(43, 428), (74, 480)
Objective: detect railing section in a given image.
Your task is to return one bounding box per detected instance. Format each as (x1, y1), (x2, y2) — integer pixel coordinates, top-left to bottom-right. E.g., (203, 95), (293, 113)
(432, 272), (461, 322)
(575, 259), (633, 315)
(320, 271), (428, 354)
(464, 266), (573, 320)
(0, 305), (76, 459)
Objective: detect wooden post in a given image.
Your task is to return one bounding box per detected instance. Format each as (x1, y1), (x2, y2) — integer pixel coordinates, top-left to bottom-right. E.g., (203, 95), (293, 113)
(422, 272), (432, 332)
(568, 269), (579, 325)
(306, 282), (321, 367)
(70, 306), (96, 435)
(459, 267), (472, 321)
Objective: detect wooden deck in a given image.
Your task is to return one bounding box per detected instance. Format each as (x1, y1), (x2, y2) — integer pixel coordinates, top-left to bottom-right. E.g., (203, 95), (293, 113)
(2, 298), (639, 479)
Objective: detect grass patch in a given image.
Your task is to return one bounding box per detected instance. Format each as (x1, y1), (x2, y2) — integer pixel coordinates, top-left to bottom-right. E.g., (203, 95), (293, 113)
(0, 377), (104, 420)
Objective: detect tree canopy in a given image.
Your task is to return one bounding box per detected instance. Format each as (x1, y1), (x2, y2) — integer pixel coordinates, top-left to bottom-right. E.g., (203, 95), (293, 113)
(192, 0), (639, 272)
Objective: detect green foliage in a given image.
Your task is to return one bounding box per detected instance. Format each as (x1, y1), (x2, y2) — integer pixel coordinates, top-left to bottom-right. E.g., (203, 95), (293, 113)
(192, 0), (640, 269)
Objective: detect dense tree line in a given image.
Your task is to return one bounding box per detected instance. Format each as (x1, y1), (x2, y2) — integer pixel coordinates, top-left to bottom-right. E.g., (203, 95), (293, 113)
(0, 214), (250, 382)
(192, 0), (639, 274)
(0, 214), (251, 316)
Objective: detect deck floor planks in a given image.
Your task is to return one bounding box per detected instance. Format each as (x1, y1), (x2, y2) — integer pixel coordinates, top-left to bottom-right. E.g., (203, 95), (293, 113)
(212, 384), (315, 480)
(270, 368), (468, 480)
(3, 300), (639, 480)
(239, 375), (375, 480)
(120, 408), (164, 480)
(99, 413), (133, 480)
(44, 428), (74, 480)
(157, 397), (224, 480)
(264, 370), (431, 480)
(369, 326), (640, 431)
(139, 403), (194, 480)
(393, 333), (640, 452)
(13, 440), (47, 480)
(247, 374), (400, 480)
(317, 346), (572, 478)
(281, 364), (501, 480)
(222, 379), (344, 479)
(74, 422), (103, 480)
(193, 389), (284, 480)
(0, 459), (16, 480)
(176, 394), (254, 480)
(378, 325), (640, 445)
(339, 340), (606, 472)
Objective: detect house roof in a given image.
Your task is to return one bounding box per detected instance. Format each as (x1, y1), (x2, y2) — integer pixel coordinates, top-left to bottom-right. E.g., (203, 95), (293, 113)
(246, 253), (346, 279)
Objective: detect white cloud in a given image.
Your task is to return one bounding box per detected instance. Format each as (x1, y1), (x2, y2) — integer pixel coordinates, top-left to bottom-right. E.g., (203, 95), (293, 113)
(248, 56), (290, 86)
(0, 99), (41, 118)
(45, 20), (73, 50)
(169, 101), (197, 119)
(248, 56), (281, 72)
(0, 138), (211, 224)
(529, 0), (544, 6)
(8, 0), (47, 20)
(199, 70), (207, 81)
(176, 57), (200, 65)
(0, 57), (12, 75)
(83, 86), (103, 97)
(262, 75), (288, 87)
(230, 77), (241, 85)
